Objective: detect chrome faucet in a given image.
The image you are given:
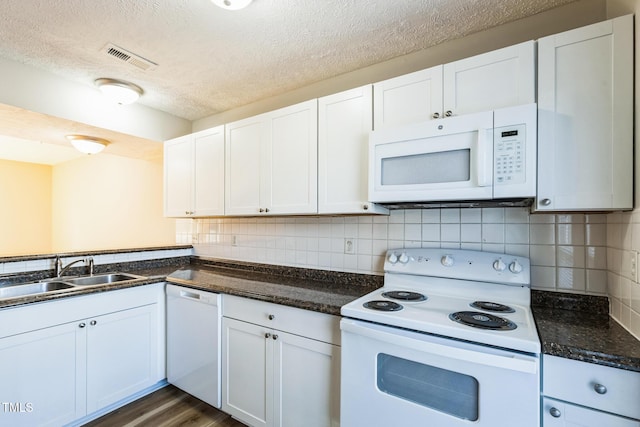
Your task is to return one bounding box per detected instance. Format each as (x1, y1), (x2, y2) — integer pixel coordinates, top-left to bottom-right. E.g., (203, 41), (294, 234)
(55, 256), (94, 277)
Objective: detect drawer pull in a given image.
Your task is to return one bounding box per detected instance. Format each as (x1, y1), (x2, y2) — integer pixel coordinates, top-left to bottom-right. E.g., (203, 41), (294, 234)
(268, 314), (275, 320)
(593, 383), (607, 394)
(265, 333), (271, 339)
(549, 407), (561, 418)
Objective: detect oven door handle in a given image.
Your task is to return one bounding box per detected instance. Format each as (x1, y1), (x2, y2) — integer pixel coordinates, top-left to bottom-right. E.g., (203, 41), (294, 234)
(342, 318), (538, 374)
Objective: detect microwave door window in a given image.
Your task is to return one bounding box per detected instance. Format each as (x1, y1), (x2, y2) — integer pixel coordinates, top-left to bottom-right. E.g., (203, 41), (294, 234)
(381, 149), (471, 185)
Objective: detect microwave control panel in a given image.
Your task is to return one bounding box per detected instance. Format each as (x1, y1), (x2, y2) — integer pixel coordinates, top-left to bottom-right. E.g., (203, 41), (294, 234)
(494, 124), (526, 185)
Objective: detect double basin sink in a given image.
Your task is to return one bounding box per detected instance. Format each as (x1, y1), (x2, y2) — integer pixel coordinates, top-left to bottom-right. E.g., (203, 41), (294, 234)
(0, 273), (145, 301)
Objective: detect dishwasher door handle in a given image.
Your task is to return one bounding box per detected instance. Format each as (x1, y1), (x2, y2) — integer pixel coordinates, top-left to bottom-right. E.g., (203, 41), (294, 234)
(180, 290), (201, 300)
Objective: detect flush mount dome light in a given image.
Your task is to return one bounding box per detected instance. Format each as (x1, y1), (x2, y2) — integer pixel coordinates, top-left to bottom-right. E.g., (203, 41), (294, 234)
(211, 0), (252, 10)
(65, 135), (110, 155)
(95, 78), (143, 105)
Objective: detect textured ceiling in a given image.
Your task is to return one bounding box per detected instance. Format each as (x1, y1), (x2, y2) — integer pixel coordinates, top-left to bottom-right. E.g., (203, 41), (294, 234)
(0, 0), (579, 122)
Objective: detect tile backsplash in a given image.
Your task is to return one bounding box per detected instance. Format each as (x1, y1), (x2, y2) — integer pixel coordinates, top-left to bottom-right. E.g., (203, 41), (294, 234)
(186, 206), (640, 339)
(185, 207), (609, 295)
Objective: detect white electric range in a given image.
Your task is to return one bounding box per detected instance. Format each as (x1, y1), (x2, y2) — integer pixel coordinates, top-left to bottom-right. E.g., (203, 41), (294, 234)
(340, 248), (541, 427)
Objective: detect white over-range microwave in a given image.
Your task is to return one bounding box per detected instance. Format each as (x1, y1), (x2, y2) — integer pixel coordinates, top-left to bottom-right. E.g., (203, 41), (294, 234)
(368, 103), (536, 204)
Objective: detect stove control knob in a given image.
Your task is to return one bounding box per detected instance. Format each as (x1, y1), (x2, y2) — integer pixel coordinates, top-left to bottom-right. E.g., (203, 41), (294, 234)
(441, 255), (454, 267)
(509, 260), (523, 274)
(387, 253), (398, 264)
(398, 252), (410, 264)
(493, 259), (506, 271)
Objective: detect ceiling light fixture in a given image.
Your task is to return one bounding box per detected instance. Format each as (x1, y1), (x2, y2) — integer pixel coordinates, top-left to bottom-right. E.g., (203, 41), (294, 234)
(95, 78), (143, 105)
(65, 135), (110, 155)
(211, 0), (252, 11)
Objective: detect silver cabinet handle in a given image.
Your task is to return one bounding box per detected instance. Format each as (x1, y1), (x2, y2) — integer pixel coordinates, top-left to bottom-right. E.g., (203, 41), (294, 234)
(363, 204), (369, 210)
(78, 322), (86, 328)
(268, 314), (275, 320)
(272, 334), (278, 340)
(432, 112), (440, 119)
(90, 320), (97, 326)
(540, 198), (551, 206)
(594, 383), (607, 394)
(549, 407), (561, 418)
(265, 333), (271, 339)
(445, 110), (453, 117)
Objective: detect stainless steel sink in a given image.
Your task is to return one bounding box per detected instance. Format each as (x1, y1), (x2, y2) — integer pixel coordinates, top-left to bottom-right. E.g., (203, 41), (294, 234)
(0, 281), (76, 299)
(0, 272), (146, 301)
(63, 273), (143, 286)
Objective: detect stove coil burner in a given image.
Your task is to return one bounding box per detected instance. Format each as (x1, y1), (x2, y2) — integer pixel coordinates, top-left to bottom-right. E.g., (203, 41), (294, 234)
(363, 300), (403, 312)
(470, 301), (515, 313)
(381, 291), (427, 302)
(449, 311), (517, 330)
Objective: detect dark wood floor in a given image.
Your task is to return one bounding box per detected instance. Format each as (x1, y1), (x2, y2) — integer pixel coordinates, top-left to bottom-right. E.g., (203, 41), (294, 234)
(83, 385), (247, 427)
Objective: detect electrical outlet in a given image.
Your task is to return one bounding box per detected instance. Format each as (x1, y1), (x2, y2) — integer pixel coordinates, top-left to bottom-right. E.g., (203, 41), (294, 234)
(232, 235), (238, 246)
(344, 238), (355, 254)
(632, 251), (638, 282)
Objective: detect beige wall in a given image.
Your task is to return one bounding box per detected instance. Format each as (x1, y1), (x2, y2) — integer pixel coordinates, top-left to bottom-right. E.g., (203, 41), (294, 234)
(0, 159), (52, 255)
(51, 154), (175, 253)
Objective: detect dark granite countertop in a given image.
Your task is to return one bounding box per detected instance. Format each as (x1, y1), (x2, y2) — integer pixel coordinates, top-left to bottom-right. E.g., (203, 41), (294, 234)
(166, 257), (382, 316)
(532, 290), (640, 372)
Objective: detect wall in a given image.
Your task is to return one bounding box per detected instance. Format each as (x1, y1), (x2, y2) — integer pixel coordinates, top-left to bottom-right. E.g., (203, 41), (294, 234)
(0, 159), (52, 255)
(52, 154), (175, 252)
(188, 208), (608, 295)
(186, 0), (640, 340)
(603, 0), (640, 341)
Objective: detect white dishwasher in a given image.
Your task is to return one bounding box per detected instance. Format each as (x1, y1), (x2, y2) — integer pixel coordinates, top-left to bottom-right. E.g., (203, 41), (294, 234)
(166, 284), (221, 408)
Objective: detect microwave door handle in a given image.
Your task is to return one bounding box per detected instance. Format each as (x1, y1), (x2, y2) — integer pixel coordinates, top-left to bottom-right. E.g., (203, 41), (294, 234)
(476, 128), (492, 187)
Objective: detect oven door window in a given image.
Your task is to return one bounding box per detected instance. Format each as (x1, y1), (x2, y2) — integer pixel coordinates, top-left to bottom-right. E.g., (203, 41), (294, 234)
(377, 353), (479, 421)
(381, 149), (471, 185)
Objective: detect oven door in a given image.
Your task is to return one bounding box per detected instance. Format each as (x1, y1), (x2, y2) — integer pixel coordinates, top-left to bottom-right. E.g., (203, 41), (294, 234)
(368, 111), (494, 203)
(340, 318), (540, 427)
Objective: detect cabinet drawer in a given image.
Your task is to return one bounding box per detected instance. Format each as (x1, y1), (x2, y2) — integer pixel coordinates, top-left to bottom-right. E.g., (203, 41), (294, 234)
(543, 355), (640, 420)
(222, 294), (340, 345)
(543, 397), (640, 427)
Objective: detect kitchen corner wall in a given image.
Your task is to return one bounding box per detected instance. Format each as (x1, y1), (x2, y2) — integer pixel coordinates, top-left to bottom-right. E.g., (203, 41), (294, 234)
(606, 210), (640, 339)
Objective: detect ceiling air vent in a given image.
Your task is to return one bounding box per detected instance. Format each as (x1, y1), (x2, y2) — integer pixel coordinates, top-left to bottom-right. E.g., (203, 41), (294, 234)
(100, 43), (157, 71)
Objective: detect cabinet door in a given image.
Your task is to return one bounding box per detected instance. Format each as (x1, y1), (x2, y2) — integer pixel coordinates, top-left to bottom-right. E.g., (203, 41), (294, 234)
(542, 398), (640, 427)
(264, 100), (318, 214)
(164, 135), (193, 217)
(536, 15), (633, 211)
(225, 116), (265, 215)
(318, 86), (387, 215)
(273, 331), (340, 427)
(443, 40), (535, 116)
(222, 317), (272, 427)
(0, 322), (86, 427)
(193, 126), (225, 216)
(86, 304), (159, 413)
(373, 65), (443, 130)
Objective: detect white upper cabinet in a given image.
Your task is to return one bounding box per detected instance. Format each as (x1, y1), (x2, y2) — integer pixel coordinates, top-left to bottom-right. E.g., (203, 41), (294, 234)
(442, 40), (535, 116)
(226, 99), (318, 216)
(373, 65), (443, 129)
(536, 15), (633, 211)
(164, 126), (225, 217)
(373, 41), (535, 130)
(318, 85), (388, 215)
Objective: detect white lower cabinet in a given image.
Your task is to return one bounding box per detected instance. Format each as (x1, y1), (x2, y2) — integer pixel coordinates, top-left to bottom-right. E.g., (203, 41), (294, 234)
(0, 284), (165, 427)
(542, 355), (640, 426)
(222, 295), (340, 427)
